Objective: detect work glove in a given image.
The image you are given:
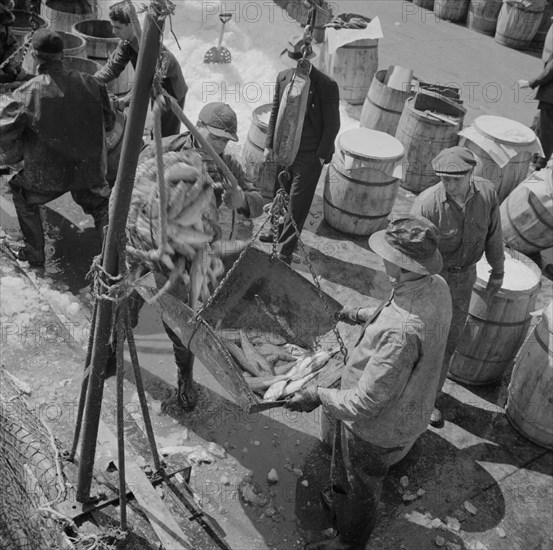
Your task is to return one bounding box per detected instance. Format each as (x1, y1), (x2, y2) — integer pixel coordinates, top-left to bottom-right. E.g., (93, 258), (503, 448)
(485, 272), (504, 295)
(284, 386), (322, 413)
(223, 185), (246, 211)
(335, 305), (361, 324)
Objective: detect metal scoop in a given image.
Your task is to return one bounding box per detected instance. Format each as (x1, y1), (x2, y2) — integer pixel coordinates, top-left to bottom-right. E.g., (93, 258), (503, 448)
(204, 13), (232, 64)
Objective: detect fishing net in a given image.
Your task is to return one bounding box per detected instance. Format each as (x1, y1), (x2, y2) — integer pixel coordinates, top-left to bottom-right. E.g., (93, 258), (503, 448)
(0, 369), (73, 549)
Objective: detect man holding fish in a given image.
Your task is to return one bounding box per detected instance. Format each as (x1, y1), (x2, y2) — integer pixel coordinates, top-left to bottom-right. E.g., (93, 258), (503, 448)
(285, 215), (452, 550)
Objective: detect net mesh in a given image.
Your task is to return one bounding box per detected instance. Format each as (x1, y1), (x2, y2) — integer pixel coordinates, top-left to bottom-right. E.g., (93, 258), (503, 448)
(0, 368), (74, 550)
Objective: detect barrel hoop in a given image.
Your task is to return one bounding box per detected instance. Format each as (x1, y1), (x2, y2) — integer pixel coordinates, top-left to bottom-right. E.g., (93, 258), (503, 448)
(340, 45), (378, 50)
(331, 165), (398, 188)
(535, 327), (553, 357)
(455, 350), (518, 364)
(495, 32), (534, 48)
(468, 313), (529, 327)
(246, 137), (264, 153)
(366, 96), (403, 115)
(398, 130), (458, 142)
(323, 194), (389, 221)
(528, 192), (553, 230)
(505, 199), (541, 250)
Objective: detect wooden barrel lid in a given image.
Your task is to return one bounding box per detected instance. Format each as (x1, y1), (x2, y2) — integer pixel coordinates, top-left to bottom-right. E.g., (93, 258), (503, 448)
(339, 128), (404, 161)
(476, 249), (541, 295)
(474, 115), (535, 146)
(253, 104), (272, 129)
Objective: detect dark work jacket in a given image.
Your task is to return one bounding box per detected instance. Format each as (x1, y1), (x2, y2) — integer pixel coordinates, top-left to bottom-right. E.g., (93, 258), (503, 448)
(0, 60), (115, 192)
(0, 9), (18, 82)
(265, 65), (340, 163)
(95, 37), (188, 102)
(530, 53), (553, 106)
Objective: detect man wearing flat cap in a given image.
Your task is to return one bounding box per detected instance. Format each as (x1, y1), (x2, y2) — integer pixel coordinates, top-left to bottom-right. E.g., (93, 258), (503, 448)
(285, 215), (452, 550)
(411, 145), (505, 426)
(260, 35), (340, 262)
(0, 29), (115, 267)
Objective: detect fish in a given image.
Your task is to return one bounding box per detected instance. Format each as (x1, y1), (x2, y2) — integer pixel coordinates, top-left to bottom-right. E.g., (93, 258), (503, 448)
(282, 372), (319, 398)
(225, 341), (261, 377)
(263, 379), (288, 401)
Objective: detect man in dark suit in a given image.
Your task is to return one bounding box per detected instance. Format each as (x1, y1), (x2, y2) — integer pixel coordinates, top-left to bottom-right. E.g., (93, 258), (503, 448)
(519, 33), (553, 170)
(261, 36), (340, 262)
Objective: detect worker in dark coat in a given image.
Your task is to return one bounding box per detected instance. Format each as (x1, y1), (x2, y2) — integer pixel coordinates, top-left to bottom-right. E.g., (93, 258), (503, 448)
(411, 146), (505, 426)
(0, 29), (115, 267)
(94, 4), (187, 137)
(0, 0), (19, 83)
(519, 40), (553, 169)
(285, 215), (452, 550)
(261, 36), (340, 262)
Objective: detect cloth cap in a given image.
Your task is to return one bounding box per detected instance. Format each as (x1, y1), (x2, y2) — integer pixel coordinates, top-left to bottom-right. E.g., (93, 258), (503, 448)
(31, 29), (64, 54)
(368, 215), (443, 275)
(280, 35), (318, 68)
(198, 102), (239, 142)
(432, 146), (477, 176)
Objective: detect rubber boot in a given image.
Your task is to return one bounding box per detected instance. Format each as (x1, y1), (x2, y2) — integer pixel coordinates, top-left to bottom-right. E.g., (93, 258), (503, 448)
(176, 354), (198, 411)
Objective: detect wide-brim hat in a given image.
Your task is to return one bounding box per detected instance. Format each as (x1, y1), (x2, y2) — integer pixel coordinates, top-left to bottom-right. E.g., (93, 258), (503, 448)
(368, 215), (443, 275)
(280, 35), (319, 68)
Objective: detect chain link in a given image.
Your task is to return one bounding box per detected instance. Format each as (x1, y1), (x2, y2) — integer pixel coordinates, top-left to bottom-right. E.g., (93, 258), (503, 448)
(187, 171), (348, 365)
(0, 11), (40, 73)
(271, 170), (348, 365)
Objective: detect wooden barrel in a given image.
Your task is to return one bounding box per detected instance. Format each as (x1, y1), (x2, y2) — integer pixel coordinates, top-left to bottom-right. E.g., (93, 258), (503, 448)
(448, 250), (542, 386)
(106, 111), (126, 186)
(63, 55), (101, 74)
(12, 10), (48, 47)
(395, 96), (463, 194)
(459, 115), (537, 204)
(413, 0), (435, 9)
(530, 0), (553, 51)
(22, 30), (87, 74)
(321, 36), (378, 106)
(500, 170), (553, 255)
(41, 0), (95, 33)
(241, 104), (277, 201)
(72, 19), (134, 95)
(506, 301), (553, 449)
(435, 0), (469, 22)
(360, 69), (413, 136)
(495, 1), (545, 50)
(323, 128), (404, 236)
(467, 0), (503, 35)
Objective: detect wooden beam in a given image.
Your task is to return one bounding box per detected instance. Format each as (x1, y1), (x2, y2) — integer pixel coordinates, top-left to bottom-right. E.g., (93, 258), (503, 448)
(96, 420), (194, 550)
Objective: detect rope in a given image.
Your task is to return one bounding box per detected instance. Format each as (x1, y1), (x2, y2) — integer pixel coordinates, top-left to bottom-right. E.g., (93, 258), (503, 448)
(152, 96), (169, 262)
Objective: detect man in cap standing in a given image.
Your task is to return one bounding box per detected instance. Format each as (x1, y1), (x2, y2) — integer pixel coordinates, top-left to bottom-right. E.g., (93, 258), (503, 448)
(260, 35), (340, 262)
(411, 146), (505, 426)
(0, 29), (115, 267)
(114, 102), (263, 412)
(285, 215), (452, 550)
